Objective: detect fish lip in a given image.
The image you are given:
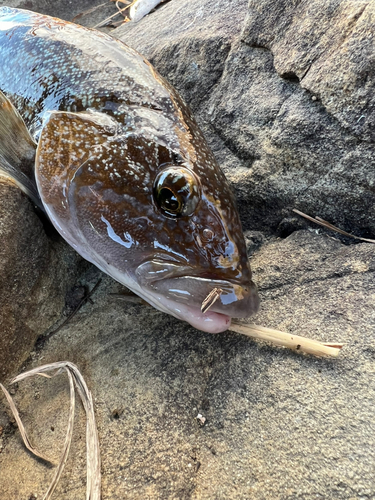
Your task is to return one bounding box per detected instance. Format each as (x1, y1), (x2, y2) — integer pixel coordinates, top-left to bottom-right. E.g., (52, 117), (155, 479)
(136, 258), (249, 287)
(168, 304), (232, 333)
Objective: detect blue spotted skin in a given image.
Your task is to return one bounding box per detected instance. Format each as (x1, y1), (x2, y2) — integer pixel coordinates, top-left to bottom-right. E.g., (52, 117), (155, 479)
(0, 7), (259, 329)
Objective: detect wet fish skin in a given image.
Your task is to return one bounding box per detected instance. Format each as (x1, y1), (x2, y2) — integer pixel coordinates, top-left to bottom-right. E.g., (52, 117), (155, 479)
(0, 7), (259, 332)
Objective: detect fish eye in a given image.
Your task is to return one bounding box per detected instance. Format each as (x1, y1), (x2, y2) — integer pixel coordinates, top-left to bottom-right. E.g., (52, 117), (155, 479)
(153, 166), (200, 218)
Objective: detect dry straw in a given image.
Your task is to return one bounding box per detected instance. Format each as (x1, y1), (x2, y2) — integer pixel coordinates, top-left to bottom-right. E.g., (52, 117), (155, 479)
(92, 0), (134, 28)
(0, 362), (101, 500)
(293, 208), (375, 243)
(201, 287), (223, 313)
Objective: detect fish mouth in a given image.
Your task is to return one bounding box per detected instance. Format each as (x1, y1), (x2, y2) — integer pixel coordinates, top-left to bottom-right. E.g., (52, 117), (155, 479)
(135, 259), (260, 333)
(148, 296), (233, 334)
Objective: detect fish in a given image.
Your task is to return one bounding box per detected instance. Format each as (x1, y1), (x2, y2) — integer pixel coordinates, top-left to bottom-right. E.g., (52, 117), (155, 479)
(0, 7), (259, 333)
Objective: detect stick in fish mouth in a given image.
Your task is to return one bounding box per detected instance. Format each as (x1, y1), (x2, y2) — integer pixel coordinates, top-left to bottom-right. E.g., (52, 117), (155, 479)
(201, 288), (223, 314)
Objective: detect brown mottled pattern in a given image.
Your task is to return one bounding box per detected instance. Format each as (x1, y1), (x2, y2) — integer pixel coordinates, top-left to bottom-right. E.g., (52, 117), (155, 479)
(0, 7), (258, 320)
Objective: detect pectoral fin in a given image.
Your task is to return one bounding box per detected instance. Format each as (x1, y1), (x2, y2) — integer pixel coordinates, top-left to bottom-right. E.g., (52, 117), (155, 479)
(0, 156), (42, 209)
(0, 90), (41, 208)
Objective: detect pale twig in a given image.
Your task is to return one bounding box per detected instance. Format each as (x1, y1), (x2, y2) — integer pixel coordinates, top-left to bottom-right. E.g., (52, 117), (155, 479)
(293, 209), (375, 243)
(113, 289), (342, 357)
(116, 0), (130, 17)
(229, 322), (343, 357)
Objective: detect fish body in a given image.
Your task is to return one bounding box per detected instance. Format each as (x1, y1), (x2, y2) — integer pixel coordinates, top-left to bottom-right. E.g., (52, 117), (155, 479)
(0, 7), (259, 332)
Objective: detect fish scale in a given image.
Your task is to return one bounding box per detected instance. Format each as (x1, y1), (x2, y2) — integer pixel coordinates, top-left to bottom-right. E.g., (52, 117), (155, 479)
(0, 7), (259, 333)
(0, 21), (166, 136)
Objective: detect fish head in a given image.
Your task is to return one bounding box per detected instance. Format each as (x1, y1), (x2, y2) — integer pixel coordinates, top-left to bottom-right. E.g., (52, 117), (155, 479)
(36, 104), (259, 333)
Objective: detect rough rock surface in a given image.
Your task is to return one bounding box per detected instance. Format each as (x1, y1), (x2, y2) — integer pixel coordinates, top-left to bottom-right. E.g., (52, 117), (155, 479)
(1, 231), (375, 500)
(0, 1), (374, 500)
(0, 181), (81, 378)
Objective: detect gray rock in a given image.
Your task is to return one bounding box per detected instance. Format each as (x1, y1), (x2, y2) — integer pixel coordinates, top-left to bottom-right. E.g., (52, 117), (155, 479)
(243, 0), (375, 142)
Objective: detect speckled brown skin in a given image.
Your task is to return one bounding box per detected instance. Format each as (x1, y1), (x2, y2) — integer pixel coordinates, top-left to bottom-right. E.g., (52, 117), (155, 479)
(0, 7), (259, 331)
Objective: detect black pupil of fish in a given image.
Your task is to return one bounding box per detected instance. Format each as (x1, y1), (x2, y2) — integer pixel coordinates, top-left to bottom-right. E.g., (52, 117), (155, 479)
(159, 187), (180, 212)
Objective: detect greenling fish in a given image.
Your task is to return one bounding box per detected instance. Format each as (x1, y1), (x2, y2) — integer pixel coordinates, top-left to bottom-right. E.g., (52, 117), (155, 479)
(0, 7), (259, 333)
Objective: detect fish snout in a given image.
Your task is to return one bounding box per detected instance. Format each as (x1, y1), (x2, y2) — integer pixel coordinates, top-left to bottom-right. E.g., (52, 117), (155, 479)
(148, 275), (260, 319)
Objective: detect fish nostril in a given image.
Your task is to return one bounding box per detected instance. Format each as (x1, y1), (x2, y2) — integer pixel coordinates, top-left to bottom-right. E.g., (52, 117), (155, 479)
(202, 228), (214, 241)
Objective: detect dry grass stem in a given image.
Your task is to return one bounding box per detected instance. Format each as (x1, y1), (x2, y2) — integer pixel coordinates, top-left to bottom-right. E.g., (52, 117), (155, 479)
(41, 370), (75, 500)
(0, 383), (52, 463)
(92, 0), (134, 28)
(293, 209), (375, 243)
(229, 322), (343, 357)
(1, 362), (101, 500)
(201, 287), (223, 313)
(116, 0), (132, 14)
(71, 2), (111, 23)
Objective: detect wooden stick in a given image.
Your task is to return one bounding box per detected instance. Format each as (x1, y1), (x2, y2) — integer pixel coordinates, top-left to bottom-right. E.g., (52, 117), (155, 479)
(229, 322), (344, 357)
